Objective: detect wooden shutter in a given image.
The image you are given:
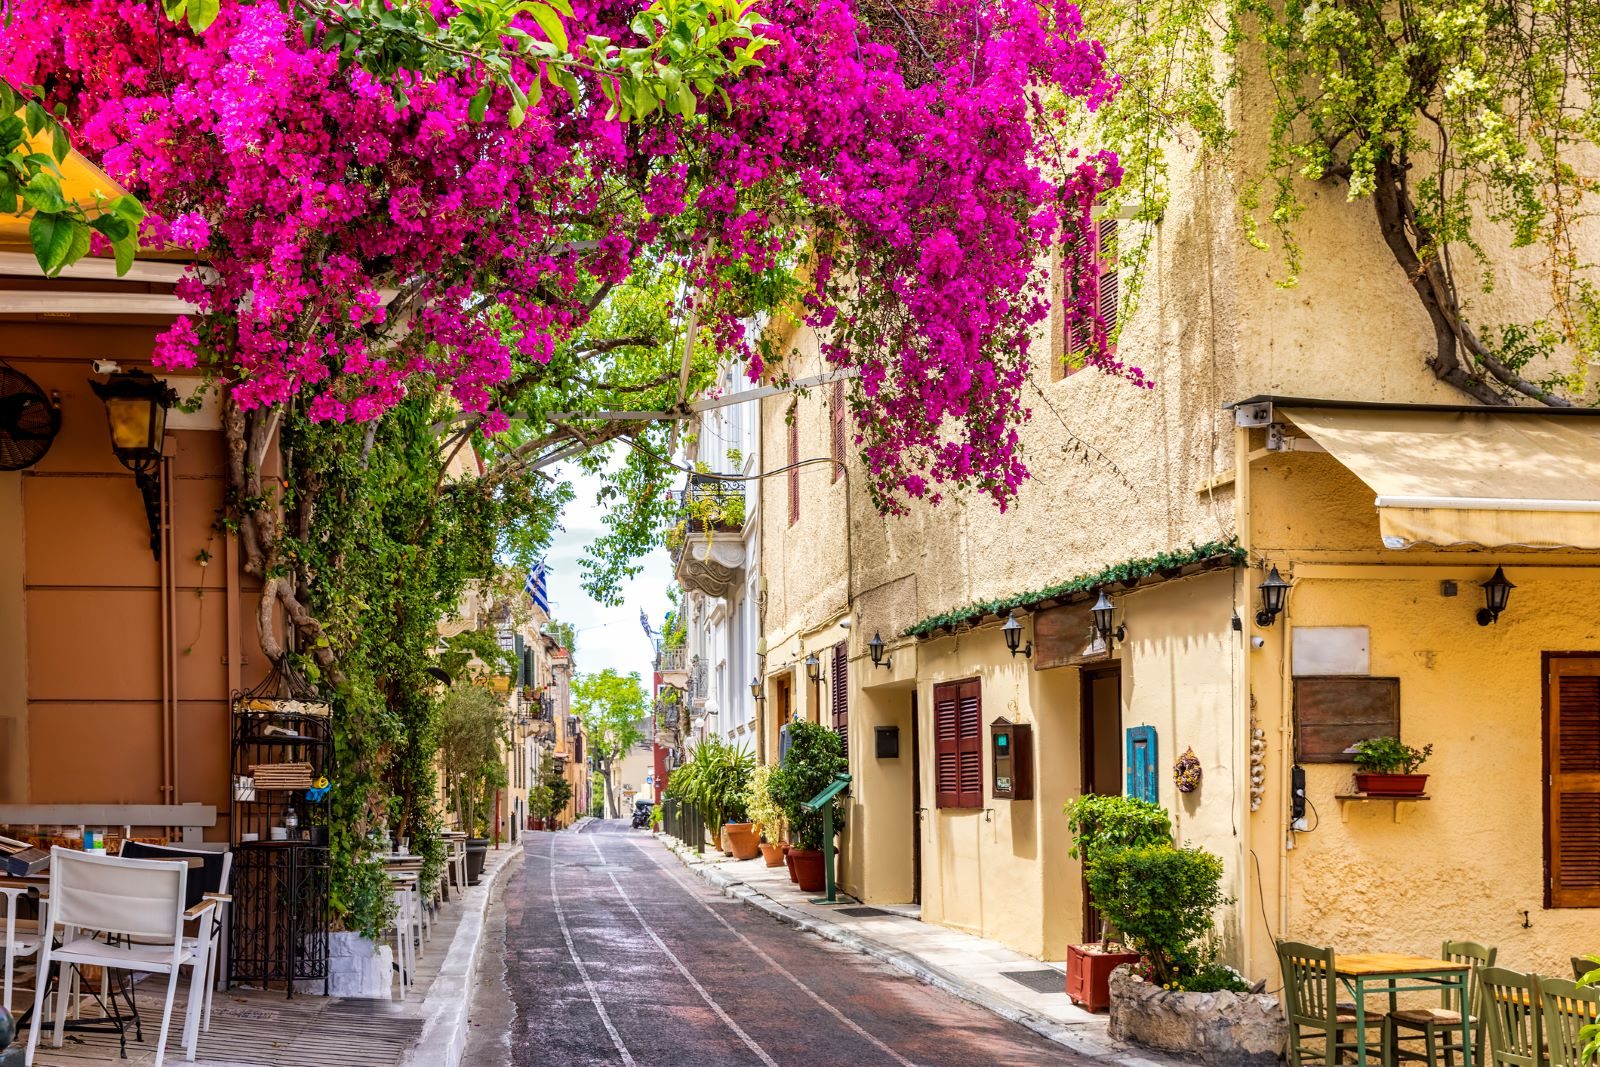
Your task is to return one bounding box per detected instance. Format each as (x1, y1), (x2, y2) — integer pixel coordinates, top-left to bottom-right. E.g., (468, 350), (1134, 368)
(832, 642), (848, 755)
(1126, 726), (1158, 803)
(787, 415), (799, 525)
(1548, 657), (1600, 907)
(934, 679), (982, 809)
(1065, 215), (1118, 362)
(830, 379), (846, 481)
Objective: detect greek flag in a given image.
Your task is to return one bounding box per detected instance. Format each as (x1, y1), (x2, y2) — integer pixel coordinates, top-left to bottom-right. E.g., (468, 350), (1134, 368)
(525, 560), (550, 614)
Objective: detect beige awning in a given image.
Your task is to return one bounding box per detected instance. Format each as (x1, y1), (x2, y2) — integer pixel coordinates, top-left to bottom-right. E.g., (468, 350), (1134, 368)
(1280, 406), (1600, 550)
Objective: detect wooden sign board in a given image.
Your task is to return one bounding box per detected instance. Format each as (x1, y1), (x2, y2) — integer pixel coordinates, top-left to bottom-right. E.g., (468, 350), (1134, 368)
(1033, 602), (1109, 670)
(1294, 676), (1400, 762)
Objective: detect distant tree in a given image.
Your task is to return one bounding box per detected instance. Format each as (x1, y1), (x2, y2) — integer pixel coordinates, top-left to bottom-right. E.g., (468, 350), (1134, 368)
(544, 620), (577, 654)
(572, 669), (648, 819)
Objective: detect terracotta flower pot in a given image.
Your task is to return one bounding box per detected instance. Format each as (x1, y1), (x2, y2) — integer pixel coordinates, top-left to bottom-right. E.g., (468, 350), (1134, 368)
(785, 847), (799, 883)
(1354, 772), (1428, 796)
(1065, 943), (1140, 1012)
(789, 848), (825, 892)
(758, 842), (786, 867)
(725, 823), (761, 861)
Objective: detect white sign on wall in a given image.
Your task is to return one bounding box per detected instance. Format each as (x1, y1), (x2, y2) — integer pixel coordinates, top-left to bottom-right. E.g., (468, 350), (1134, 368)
(1291, 626), (1371, 676)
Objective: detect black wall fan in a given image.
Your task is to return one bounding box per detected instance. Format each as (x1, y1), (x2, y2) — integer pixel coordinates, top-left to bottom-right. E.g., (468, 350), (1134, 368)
(0, 360), (62, 471)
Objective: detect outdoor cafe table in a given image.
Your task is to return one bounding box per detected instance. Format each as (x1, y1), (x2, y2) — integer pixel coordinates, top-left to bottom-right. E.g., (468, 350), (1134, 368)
(1336, 953), (1474, 1067)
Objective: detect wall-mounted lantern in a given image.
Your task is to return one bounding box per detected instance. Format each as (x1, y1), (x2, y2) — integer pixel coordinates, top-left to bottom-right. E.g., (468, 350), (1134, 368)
(868, 630), (893, 670)
(1255, 565), (1290, 627)
(1090, 591), (1126, 651)
(89, 368), (176, 560)
(1477, 566), (1515, 626)
(804, 652), (821, 685)
(749, 676), (763, 701)
(1001, 612), (1032, 660)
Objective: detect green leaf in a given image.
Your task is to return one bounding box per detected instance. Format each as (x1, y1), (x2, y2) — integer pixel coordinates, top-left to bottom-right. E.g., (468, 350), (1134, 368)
(50, 121), (69, 163)
(109, 194), (147, 223)
(23, 101), (48, 136)
(20, 172), (67, 213)
(112, 234), (136, 277)
(29, 213), (77, 275)
(160, 0), (188, 24)
(89, 213), (132, 243)
(528, 4), (568, 51)
(186, 0), (220, 33)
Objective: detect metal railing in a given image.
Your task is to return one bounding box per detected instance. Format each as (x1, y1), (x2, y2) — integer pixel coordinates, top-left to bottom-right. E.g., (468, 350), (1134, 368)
(674, 478), (745, 531)
(655, 646), (688, 672)
(660, 797), (710, 853)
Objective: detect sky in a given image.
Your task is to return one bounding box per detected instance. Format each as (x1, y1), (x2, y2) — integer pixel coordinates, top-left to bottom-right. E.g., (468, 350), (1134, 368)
(540, 460), (674, 686)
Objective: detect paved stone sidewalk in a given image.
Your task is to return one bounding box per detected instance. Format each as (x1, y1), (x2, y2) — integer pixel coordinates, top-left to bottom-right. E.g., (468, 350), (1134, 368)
(660, 835), (1188, 1067)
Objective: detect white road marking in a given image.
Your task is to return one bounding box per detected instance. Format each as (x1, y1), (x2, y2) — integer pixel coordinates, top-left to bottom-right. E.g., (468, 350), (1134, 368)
(549, 833), (637, 1066)
(589, 834), (782, 1067)
(623, 834), (923, 1067)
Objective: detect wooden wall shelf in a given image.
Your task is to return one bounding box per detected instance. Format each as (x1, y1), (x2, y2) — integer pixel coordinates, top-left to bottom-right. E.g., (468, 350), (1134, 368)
(1334, 793), (1430, 824)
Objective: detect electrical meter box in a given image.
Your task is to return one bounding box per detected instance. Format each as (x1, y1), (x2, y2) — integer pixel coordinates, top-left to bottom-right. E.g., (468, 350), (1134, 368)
(990, 718), (1034, 800)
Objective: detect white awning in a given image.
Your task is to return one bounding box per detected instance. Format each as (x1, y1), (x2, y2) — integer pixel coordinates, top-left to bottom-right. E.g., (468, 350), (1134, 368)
(1280, 406), (1600, 550)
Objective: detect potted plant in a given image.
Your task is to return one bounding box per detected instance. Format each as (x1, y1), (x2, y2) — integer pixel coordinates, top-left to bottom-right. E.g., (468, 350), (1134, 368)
(438, 684), (508, 885)
(529, 784), (553, 832)
(771, 721), (846, 892)
(548, 774), (574, 830)
(1350, 736), (1433, 796)
(746, 765), (788, 866)
(1063, 794), (1173, 1010)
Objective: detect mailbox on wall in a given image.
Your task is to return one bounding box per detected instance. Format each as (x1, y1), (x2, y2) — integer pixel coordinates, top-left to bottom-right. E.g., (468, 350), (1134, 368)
(990, 718), (1034, 800)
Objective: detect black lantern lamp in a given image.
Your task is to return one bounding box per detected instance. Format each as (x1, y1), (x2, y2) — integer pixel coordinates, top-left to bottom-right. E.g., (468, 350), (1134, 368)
(1090, 591), (1126, 649)
(868, 630), (893, 670)
(1477, 566), (1515, 626)
(90, 368), (177, 559)
(1256, 566), (1290, 627)
(804, 652), (821, 685)
(1001, 612), (1032, 660)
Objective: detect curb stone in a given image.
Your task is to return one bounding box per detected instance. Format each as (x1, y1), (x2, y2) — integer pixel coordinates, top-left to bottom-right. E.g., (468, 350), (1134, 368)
(660, 839), (1184, 1067)
(401, 841), (524, 1067)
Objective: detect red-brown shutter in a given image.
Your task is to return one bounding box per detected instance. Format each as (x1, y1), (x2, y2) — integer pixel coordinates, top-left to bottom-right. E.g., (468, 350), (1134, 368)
(787, 415), (799, 525)
(1549, 658), (1600, 907)
(1097, 217), (1119, 346)
(830, 379), (846, 482)
(934, 679), (983, 809)
(832, 641), (848, 756)
(957, 681), (983, 808)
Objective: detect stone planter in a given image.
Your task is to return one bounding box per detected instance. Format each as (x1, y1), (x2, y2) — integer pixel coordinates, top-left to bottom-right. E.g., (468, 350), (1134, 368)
(325, 932), (397, 999)
(1108, 966), (1286, 1066)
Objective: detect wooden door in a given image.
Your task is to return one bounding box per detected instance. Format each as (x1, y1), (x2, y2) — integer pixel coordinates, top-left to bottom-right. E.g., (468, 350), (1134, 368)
(1546, 655), (1600, 907)
(1079, 666), (1122, 942)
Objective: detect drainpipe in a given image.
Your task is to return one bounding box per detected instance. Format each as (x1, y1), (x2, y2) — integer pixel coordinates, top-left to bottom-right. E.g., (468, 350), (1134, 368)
(1276, 571), (1300, 941)
(160, 450), (177, 804)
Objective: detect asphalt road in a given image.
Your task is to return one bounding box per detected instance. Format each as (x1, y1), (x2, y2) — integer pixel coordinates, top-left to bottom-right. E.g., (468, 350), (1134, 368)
(461, 820), (1089, 1067)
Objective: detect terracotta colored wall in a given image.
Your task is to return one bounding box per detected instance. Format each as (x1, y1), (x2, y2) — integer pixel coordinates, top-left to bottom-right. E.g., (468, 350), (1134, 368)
(0, 324), (267, 837)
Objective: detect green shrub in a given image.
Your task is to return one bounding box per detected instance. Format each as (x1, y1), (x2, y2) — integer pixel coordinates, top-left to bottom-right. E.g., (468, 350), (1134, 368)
(1086, 845), (1230, 987)
(770, 720), (846, 850)
(745, 763), (786, 842)
(1351, 736), (1432, 774)
(1064, 794), (1173, 868)
(664, 737), (754, 840)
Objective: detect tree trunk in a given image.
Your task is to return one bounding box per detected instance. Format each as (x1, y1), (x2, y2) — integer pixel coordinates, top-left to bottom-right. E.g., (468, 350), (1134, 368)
(601, 758), (621, 819)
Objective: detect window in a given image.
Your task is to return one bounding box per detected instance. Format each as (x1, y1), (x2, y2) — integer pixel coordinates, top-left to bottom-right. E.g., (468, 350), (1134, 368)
(933, 679), (983, 809)
(1547, 656), (1600, 907)
(787, 413), (799, 525)
(830, 378), (846, 482)
(831, 641), (849, 755)
(1059, 215), (1119, 380)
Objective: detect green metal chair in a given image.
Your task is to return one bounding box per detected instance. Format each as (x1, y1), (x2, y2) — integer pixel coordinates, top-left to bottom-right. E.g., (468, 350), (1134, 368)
(1478, 967), (1542, 1067)
(1387, 941), (1495, 1067)
(1279, 941), (1393, 1067)
(1539, 977), (1600, 1067)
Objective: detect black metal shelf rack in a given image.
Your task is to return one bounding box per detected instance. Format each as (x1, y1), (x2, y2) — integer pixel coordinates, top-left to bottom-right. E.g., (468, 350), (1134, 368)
(228, 700), (332, 997)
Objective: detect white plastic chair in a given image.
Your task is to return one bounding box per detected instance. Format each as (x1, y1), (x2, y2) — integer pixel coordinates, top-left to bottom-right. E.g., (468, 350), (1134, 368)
(387, 876), (416, 1000)
(24, 848), (215, 1067)
(1, 885), (44, 1015)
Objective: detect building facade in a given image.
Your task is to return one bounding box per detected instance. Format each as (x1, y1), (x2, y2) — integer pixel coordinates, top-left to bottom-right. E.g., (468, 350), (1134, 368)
(756, 106), (1599, 983)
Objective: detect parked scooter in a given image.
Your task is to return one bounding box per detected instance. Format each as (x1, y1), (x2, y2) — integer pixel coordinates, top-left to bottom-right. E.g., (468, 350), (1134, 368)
(631, 799), (653, 829)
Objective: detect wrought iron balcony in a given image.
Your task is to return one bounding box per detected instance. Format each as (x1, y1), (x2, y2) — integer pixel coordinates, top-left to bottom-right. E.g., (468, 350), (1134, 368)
(654, 646), (688, 673)
(674, 476), (746, 533)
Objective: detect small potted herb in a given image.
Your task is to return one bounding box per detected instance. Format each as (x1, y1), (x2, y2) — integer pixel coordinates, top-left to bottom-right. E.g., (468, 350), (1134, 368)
(1351, 736), (1433, 796)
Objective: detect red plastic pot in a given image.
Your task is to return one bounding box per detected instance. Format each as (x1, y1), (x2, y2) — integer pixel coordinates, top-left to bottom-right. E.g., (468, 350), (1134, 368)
(790, 848), (825, 892)
(1354, 772), (1428, 796)
(1065, 944), (1140, 1012)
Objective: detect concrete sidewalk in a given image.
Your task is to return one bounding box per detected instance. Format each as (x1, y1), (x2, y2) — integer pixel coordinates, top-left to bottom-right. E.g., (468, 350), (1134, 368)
(660, 835), (1186, 1067)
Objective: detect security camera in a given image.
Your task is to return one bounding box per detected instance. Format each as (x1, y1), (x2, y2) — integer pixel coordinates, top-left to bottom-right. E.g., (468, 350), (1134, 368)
(92, 359), (122, 375)
(1250, 635), (1266, 649)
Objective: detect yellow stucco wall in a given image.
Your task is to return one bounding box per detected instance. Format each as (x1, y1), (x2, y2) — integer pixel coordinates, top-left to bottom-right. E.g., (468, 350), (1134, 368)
(1240, 440), (1600, 982)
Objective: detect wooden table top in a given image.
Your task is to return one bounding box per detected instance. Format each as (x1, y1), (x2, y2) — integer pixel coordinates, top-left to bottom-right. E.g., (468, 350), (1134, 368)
(1337, 953), (1471, 976)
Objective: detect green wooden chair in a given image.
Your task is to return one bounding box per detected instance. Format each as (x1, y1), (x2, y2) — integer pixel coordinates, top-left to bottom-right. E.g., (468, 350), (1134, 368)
(1387, 940), (1495, 1067)
(1478, 967), (1542, 1067)
(1539, 977), (1600, 1067)
(1279, 941), (1393, 1067)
